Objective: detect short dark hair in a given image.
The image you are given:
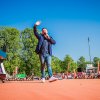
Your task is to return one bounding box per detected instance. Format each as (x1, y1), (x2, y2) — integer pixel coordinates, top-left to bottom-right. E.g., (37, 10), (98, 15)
(42, 28), (47, 31)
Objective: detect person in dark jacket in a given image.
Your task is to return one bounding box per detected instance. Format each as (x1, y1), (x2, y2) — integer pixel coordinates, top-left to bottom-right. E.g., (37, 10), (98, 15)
(33, 21), (57, 82)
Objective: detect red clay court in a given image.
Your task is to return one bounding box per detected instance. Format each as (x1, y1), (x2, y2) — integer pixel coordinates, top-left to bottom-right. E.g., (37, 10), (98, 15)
(0, 79), (100, 100)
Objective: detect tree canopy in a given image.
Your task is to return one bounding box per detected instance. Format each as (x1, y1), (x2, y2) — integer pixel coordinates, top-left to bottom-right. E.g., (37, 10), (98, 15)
(0, 26), (100, 76)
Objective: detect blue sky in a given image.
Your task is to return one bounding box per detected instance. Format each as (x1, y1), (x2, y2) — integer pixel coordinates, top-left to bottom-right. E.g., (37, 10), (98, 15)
(0, 0), (100, 61)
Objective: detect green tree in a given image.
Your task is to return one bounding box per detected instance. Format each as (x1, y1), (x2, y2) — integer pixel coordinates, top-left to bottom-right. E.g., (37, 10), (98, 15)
(62, 55), (77, 72)
(51, 56), (62, 73)
(93, 57), (100, 67)
(21, 28), (40, 76)
(0, 27), (21, 74)
(77, 56), (86, 71)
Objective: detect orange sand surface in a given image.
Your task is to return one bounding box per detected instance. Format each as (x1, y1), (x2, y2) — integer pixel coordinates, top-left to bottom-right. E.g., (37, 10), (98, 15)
(0, 79), (100, 100)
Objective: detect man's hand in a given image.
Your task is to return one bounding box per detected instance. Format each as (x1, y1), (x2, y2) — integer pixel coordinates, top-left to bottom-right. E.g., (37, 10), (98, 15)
(35, 21), (41, 26)
(44, 34), (50, 39)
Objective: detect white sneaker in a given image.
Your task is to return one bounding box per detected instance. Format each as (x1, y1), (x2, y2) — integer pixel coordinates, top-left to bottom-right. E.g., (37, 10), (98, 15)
(49, 76), (58, 82)
(41, 78), (45, 83)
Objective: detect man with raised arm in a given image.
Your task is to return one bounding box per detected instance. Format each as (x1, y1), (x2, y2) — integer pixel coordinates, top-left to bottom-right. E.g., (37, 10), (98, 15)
(33, 21), (57, 82)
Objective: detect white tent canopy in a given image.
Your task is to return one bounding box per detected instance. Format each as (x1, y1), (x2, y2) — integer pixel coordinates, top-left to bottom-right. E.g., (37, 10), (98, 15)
(86, 64), (95, 70)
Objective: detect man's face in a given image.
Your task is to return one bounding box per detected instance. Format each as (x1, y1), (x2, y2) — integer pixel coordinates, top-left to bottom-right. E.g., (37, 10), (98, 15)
(42, 28), (48, 36)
